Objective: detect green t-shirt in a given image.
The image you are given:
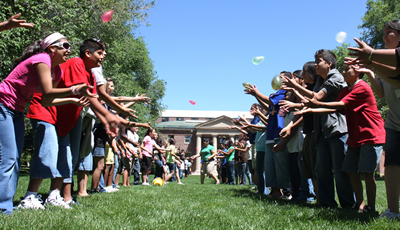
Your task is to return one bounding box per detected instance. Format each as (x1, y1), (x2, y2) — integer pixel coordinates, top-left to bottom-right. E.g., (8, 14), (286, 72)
(201, 145), (215, 162)
(166, 145), (176, 163)
(226, 146), (235, 162)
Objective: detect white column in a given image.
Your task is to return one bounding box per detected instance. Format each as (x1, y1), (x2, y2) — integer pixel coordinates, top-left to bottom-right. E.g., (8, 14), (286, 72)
(212, 135), (218, 148)
(193, 135), (202, 175)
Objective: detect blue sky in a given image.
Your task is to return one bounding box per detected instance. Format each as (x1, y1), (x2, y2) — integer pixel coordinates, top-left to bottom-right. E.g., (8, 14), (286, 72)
(137, 0), (368, 111)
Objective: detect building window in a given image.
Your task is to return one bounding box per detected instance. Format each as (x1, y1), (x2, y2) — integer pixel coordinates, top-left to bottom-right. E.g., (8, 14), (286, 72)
(206, 118), (212, 120)
(162, 117), (169, 122)
(191, 118), (198, 120)
(184, 135), (191, 144)
(176, 117), (183, 121)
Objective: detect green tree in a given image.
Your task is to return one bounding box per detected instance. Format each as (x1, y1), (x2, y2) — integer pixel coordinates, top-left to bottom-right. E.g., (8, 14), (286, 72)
(331, 42), (350, 74)
(359, 0), (400, 49)
(0, 0), (165, 159)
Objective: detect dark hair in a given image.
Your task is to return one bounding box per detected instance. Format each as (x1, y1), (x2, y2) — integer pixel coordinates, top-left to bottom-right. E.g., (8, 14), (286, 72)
(293, 70), (303, 79)
(11, 37), (64, 69)
(385, 20), (400, 31)
(80, 39), (104, 58)
(239, 133), (248, 141)
(302, 61), (318, 82)
(169, 138), (175, 145)
(314, 49), (337, 69)
(145, 128), (153, 137)
(280, 71), (292, 79)
(225, 139), (233, 148)
(251, 103), (261, 110)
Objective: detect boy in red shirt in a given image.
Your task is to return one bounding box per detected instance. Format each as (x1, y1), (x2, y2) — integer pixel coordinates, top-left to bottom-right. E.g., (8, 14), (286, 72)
(298, 64), (385, 213)
(57, 39), (120, 204)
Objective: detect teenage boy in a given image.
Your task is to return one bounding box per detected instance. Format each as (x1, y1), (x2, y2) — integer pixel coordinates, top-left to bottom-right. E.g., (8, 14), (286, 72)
(282, 49), (355, 208)
(244, 71), (291, 198)
(297, 64), (385, 212)
(57, 39), (120, 205)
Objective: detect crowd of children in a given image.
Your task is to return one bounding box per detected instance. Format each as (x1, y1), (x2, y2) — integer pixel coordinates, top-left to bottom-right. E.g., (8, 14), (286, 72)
(2, 14), (400, 220)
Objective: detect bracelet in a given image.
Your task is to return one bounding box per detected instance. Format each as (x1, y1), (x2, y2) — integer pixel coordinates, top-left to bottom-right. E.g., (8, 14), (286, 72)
(70, 85), (79, 95)
(368, 49), (374, 60)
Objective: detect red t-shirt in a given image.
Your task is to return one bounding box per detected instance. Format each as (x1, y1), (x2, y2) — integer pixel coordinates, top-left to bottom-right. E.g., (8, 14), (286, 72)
(27, 93), (57, 124)
(336, 80), (385, 148)
(56, 57), (96, 137)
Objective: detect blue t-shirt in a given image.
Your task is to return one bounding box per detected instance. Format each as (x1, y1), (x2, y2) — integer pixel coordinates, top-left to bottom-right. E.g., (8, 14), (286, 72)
(248, 116), (260, 144)
(266, 89), (286, 142)
(219, 148), (227, 166)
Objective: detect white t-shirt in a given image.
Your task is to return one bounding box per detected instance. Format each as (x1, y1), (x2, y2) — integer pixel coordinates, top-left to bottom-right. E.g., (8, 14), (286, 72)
(91, 66), (105, 86)
(245, 140), (252, 160)
(127, 130), (139, 154)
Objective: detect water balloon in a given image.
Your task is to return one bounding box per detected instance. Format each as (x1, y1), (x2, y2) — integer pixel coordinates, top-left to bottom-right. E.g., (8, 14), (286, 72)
(189, 100), (196, 105)
(101, 10), (113, 23)
(242, 82), (252, 89)
(252, 56), (264, 65)
(271, 75), (282, 90)
(335, 31), (347, 43)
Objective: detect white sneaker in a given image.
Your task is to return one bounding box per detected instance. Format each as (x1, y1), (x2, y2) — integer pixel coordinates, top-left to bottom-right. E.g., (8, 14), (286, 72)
(104, 187), (118, 193)
(177, 182), (184, 185)
(142, 182), (150, 186)
(45, 196), (72, 209)
(18, 195), (45, 210)
(381, 209), (399, 219)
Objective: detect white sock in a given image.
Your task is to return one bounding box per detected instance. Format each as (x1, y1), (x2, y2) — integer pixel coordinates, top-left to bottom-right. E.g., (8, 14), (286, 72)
(24, 191), (37, 198)
(48, 190), (60, 199)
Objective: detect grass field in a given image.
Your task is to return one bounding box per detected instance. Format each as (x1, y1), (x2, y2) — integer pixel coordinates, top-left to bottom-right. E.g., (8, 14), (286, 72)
(1, 174), (400, 229)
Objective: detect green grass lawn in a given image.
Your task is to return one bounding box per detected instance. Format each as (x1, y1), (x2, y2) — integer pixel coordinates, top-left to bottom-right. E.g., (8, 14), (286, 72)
(1, 174), (399, 229)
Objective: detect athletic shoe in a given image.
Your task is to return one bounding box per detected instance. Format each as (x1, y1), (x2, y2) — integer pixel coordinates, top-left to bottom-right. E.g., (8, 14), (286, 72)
(45, 196), (72, 209)
(18, 195), (45, 210)
(104, 186), (118, 193)
(142, 182), (150, 186)
(177, 182), (184, 185)
(381, 209), (399, 219)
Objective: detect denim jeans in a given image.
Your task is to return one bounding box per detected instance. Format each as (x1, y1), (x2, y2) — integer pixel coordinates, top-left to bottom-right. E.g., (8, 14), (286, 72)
(112, 154), (119, 186)
(130, 158), (140, 184)
(226, 161), (235, 184)
(59, 116), (82, 184)
(0, 104), (24, 214)
(288, 152), (301, 200)
(315, 133), (355, 208)
(30, 119), (64, 179)
(297, 152), (315, 201)
(236, 162), (247, 184)
(256, 151), (267, 194)
(244, 161), (252, 185)
(265, 140), (290, 189)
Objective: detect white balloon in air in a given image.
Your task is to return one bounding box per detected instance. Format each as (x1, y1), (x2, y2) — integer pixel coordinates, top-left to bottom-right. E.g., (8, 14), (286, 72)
(335, 31), (347, 43)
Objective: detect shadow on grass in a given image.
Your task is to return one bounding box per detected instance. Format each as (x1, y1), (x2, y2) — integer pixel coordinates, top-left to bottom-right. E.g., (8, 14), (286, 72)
(230, 187), (379, 224)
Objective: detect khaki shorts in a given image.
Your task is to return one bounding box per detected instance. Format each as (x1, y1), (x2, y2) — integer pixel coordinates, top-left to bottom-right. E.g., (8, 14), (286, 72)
(201, 160), (217, 176)
(105, 145), (115, 165)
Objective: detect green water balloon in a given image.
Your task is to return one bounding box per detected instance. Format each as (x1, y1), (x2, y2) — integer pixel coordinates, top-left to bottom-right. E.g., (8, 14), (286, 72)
(271, 75), (282, 90)
(252, 56), (264, 65)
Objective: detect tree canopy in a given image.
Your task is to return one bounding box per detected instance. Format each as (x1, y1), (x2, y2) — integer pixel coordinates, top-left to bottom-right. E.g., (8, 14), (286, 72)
(0, 0), (165, 129)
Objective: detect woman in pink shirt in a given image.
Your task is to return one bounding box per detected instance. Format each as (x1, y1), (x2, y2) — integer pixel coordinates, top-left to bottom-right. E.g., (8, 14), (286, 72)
(140, 128), (165, 185)
(0, 32), (92, 214)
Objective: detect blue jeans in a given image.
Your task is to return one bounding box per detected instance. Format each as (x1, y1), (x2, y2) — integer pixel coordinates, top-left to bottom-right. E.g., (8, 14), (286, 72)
(265, 140), (290, 189)
(59, 116), (82, 184)
(315, 133), (355, 208)
(112, 154), (119, 186)
(236, 162), (247, 184)
(30, 119), (65, 179)
(288, 152), (301, 200)
(226, 161), (235, 184)
(130, 158), (140, 184)
(297, 152), (315, 201)
(245, 160), (252, 185)
(256, 151), (267, 194)
(0, 104), (24, 214)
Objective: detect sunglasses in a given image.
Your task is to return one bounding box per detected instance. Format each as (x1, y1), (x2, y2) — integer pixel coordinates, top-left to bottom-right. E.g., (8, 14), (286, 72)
(52, 42), (70, 50)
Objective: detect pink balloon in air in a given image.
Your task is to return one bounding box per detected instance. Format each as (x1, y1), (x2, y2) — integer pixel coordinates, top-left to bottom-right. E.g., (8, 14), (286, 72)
(101, 10), (113, 22)
(189, 100), (196, 105)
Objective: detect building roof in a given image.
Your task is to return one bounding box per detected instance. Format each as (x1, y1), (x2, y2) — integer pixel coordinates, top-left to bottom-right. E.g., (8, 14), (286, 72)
(155, 120), (201, 129)
(160, 110), (252, 119)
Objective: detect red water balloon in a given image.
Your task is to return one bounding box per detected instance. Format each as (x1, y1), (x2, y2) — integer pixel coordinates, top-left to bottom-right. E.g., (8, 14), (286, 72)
(101, 10), (113, 22)
(189, 100), (196, 105)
